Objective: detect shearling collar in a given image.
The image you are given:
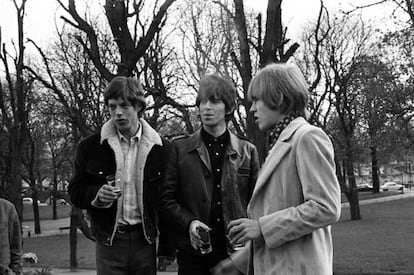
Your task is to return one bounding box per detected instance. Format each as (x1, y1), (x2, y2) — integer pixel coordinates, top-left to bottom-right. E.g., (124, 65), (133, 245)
(100, 118), (162, 146)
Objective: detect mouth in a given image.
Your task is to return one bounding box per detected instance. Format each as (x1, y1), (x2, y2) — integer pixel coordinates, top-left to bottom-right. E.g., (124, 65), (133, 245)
(115, 119), (127, 124)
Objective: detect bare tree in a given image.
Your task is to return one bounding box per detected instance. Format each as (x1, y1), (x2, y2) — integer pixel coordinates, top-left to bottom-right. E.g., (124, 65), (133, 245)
(299, 3), (373, 219)
(0, 0), (30, 220)
(231, 0), (299, 161)
(22, 108), (47, 235)
(56, 0), (177, 78)
(172, 0), (300, 160)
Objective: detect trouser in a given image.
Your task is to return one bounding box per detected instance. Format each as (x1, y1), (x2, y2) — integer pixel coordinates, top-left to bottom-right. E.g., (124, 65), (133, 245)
(96, 226), (156, 275)
(177, 227), (228, 275)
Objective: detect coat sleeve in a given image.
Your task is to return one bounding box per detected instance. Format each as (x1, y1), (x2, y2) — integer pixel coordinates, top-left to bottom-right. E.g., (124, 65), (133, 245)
(157, 140), (178, 258)
(68, 139), (102, 209)
(230, 241), (251, 274)
(159, 141), (198, 235)
(249, 145), (260, 198)
(258, 127), (341, 249)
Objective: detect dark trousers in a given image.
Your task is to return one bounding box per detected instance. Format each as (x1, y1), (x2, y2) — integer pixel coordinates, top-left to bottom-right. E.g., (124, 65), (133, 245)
(177, 248), (228, 275)
(96, 229), (156, 275)
(177, 228), (228, 275)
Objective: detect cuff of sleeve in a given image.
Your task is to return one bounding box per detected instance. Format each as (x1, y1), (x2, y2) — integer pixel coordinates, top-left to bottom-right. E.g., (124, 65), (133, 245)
(229, 242), (250, 274)
(91, 194), (113, 208)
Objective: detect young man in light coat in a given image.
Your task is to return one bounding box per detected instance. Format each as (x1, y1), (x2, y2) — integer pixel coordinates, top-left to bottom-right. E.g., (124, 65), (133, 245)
(213, 63), (341, 275)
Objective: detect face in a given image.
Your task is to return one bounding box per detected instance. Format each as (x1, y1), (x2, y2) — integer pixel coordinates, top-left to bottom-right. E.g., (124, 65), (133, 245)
(250, 97), (285, 131)
(199, 98), (227, 130)
(107, 98), (142, 138)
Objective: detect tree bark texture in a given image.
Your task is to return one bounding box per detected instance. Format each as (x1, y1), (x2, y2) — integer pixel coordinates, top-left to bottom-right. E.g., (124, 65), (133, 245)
(370, 146), (380, 193)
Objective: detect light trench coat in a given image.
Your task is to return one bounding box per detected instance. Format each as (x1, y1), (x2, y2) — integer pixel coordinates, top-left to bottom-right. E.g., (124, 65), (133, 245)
(232, 117), (341, 275)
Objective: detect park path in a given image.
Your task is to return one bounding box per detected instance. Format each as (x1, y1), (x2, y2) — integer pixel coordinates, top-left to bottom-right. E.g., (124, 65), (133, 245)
(341, 188), (414, 208)
(24, 267), (176, 275)
(23, 189), (414, 238)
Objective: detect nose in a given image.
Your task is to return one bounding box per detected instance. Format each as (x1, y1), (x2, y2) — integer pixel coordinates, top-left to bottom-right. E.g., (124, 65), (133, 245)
(201, 100), (213, 110)
(115, 106), (123, 116)
(249, 102), (256, 113)
(204, 101), (212, 108)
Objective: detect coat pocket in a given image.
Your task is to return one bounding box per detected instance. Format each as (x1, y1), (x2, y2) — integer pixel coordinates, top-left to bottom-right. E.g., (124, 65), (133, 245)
(86, 160), (115, 179)
(236, 166), (251, 204)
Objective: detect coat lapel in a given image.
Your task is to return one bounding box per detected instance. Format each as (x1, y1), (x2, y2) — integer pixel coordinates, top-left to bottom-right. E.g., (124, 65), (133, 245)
(251, 141), (290, 199)
(250, 117), (308, 200)
(187, 130), (212, 173)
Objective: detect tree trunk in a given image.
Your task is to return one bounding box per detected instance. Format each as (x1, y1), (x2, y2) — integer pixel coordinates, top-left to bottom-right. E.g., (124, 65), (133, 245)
(70, 206), (79, 271)
(53, 172), (58, 220)
(370, 145), (380, 193)
(233, 0), (267, 162)
(1, 0), (29, 225)
(8, 140), (24, 222)
(344, 142), (361, 220)
(32, 188), (41, 234)
(260, 0), (282, 66)
(334, 155), (345, 192)
(344, 186), (360, 220)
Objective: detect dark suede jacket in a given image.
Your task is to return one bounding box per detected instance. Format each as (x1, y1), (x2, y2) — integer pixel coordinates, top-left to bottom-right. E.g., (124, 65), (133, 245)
(159, 130), (260, 252)
(69, 119), (172, 255)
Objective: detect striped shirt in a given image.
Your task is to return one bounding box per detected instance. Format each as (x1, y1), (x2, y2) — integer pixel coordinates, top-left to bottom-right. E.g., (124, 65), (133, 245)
(117, 124), (142, 225)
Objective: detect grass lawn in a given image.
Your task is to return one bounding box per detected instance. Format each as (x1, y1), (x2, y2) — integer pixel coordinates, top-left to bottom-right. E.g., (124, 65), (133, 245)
(23, 234), (96, 269)
(333, 197), (414, 274)
(23, 197), (414, 274)
(22, 204), (71, 221)
(22, 190), (403, 222)
(340, 189), (405, 203)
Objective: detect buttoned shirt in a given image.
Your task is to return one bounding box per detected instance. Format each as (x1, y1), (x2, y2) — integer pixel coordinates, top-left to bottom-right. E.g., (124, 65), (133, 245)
(117, 124), (142, 225)
(201, 128), (229, 235)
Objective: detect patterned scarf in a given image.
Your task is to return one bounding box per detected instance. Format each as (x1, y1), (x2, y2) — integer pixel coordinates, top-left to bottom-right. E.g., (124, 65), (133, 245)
(268, 112), (300, 149)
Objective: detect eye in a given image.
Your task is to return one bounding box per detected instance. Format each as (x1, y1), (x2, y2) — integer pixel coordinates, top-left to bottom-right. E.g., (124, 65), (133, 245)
(210, 98), (221, 104)
(120, 103), (131, 108)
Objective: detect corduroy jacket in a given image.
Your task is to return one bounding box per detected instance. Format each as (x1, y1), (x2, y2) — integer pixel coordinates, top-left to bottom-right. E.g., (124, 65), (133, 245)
(69, 119), (172, 255)
(0, 198), (22, 275)
(159, 129), (259, 253)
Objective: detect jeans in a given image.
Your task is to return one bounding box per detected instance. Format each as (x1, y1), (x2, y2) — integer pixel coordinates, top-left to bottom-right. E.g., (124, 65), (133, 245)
(96, 228), (156, 275)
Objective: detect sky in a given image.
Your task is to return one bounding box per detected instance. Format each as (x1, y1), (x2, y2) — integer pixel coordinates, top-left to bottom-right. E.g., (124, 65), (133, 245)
(0, 0), (402, 50)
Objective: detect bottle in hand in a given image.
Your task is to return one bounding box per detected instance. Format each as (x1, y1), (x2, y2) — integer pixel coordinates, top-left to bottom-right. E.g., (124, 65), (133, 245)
(198, 227), (212, 254)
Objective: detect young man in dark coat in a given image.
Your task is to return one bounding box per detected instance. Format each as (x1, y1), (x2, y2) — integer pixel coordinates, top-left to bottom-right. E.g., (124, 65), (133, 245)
(69, 76), (171, 275)
(160, 74), (260, 275)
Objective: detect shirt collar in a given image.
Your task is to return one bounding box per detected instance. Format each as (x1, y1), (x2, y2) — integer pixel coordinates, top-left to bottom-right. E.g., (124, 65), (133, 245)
(201, 127), (229, 145)
(117, 122), (142, 142)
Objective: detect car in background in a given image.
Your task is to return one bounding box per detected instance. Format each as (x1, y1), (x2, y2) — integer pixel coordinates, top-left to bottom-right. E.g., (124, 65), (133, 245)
(57, 198), (68, 205)
(22, 197), (41, 205)
(357, 183), (373, 192)
(380, 182), (403, 192)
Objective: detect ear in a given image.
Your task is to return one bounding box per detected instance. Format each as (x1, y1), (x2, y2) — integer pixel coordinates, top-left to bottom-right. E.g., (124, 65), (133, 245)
(134, 104), (143, 117)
